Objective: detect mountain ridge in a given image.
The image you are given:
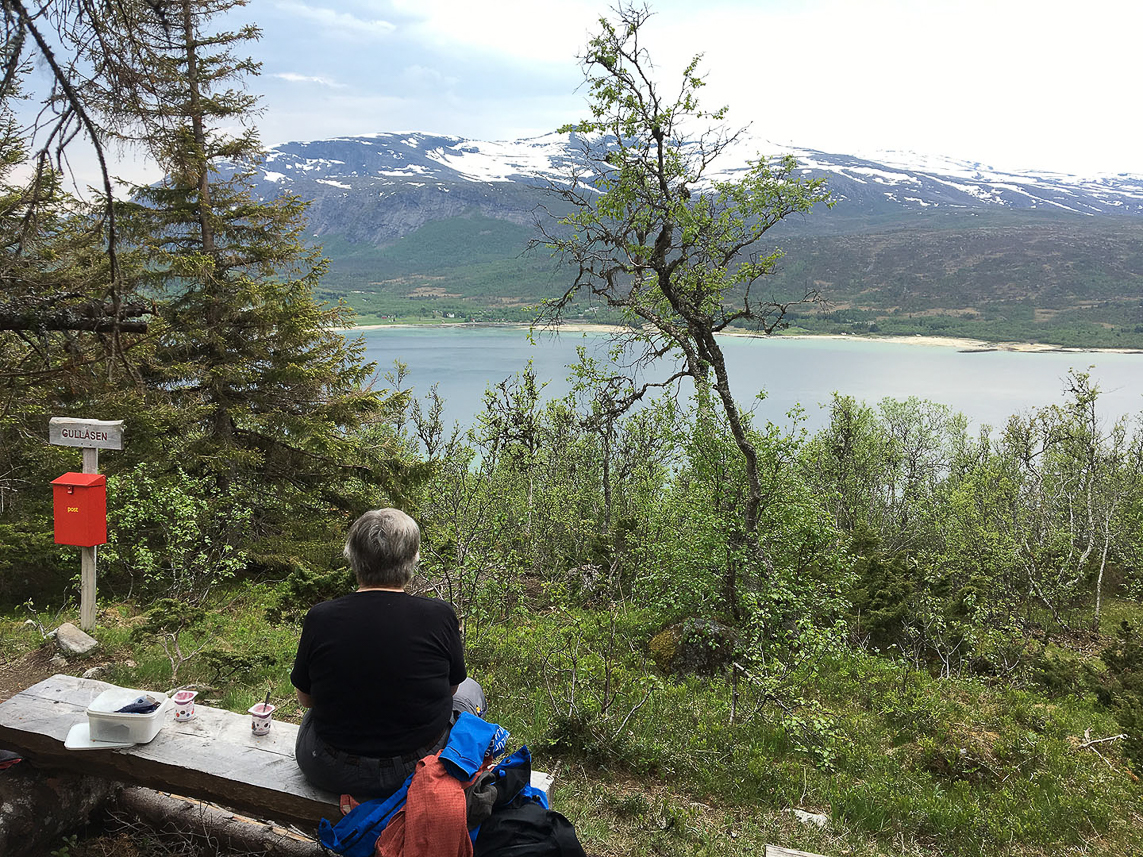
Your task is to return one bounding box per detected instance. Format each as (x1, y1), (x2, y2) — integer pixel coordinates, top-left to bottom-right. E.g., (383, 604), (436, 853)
(226, 133), (1143, 347)
(246, 132), (1143, 238)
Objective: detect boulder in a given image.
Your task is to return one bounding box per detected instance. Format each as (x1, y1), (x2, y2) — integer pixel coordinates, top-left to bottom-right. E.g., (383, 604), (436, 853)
(54, 623), (99, 657)
(649, 618), (738, 676)
(0, 766), (117, 857)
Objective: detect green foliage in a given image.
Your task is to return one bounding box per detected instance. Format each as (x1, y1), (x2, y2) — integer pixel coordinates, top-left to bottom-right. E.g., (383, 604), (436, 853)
(804, 373), (1143, 677)
(0, 111), (150, 605)
(1, 1), (419, 612)
(130, 597), (211, 684)
(848, 531), (913, 648)
(200, 647), (276, 687)
(264, 563), (355, 624)
(541, 2), (832, 594)
(471, 607), (1141, 856)
(1096, 621), (1143, 770)
(49, 833), (79, 857)
(101, 466), (250, 602)
(4, 6), (1143, 853)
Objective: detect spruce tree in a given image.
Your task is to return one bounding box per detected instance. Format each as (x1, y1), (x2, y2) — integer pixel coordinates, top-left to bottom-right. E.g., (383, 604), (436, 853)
(80, 0), (406, 537)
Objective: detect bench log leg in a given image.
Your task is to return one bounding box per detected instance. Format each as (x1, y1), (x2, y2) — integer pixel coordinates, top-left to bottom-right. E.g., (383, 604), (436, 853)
(116, 787), (324, 857)
(0, 764), (118, 857)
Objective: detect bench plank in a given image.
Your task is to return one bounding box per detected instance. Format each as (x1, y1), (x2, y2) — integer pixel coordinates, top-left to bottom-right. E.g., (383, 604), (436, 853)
(0, 675), (337, 828)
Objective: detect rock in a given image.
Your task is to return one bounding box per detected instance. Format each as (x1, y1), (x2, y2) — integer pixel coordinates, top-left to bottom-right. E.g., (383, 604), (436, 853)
(0, 766), (118, 857)
(568, 564), (607, 605)
(50, 655), (69, 668)
(81, 666), (107, 680)
(55, 623), (99, 657)
(649, 618), (738, 676)
(784, 808), (830, 829)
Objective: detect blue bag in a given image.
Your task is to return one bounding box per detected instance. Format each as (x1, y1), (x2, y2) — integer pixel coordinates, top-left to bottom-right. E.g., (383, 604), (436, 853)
(317, 774), (410, 857)
(318, 715), (511, 856)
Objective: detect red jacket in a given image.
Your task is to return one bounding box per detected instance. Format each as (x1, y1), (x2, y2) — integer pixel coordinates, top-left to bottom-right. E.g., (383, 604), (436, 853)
(375, 752), (481, 857)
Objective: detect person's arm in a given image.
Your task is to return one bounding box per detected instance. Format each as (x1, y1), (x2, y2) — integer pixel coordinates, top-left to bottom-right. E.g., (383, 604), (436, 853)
(445, 606), (467, 690)
(291, 610), (316, 709)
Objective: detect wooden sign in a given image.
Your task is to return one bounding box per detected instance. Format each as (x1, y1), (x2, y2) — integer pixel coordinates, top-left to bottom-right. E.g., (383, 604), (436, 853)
(49, 417), (124, 451)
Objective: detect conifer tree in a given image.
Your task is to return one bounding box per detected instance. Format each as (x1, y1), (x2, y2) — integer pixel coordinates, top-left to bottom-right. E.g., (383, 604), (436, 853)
(0, 0), (401, 599)
(77, 0), (405, 519)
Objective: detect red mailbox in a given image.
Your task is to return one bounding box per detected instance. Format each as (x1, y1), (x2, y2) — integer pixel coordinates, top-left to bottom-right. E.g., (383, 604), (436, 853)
(51, 472), (108, 547)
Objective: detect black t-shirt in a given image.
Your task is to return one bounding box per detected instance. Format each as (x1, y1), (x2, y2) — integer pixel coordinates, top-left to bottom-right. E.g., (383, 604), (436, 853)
(290, 591), (466, 756)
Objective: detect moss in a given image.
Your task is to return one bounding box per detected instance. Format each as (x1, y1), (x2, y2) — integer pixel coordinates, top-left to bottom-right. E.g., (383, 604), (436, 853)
(648, 627), (680, 671)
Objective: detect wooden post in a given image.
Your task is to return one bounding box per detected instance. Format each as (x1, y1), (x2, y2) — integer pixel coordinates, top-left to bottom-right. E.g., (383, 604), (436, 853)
(79, 548), (97, 631)
(80, 447), (99, 631)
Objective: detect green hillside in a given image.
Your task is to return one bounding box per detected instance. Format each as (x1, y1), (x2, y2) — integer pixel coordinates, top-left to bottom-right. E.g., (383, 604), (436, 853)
(316, 215), (568, 323)
(315, 210), (1143, 347)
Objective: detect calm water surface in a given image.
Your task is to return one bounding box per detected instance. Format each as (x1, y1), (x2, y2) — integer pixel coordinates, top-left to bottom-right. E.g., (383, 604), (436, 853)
(356, 327), (1143, 434)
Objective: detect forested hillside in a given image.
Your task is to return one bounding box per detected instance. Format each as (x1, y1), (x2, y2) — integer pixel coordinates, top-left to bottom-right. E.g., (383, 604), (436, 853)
(1, 2), (1141, 857)
(312, 209), (1143, 347)
(224, 132), (1143, 346)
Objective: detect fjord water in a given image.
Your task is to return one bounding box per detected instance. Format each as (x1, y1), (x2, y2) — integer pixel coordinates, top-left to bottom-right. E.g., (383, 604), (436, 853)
(358, 326), (1143, 433)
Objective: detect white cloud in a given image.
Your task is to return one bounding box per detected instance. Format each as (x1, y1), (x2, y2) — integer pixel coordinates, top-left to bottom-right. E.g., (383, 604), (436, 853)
(390, 0), (597, 64)
(399, 65), (459, 90)
(274, 1), (396, 40)
(251, 0), (1143, 175)
(273, 72), (348, 89)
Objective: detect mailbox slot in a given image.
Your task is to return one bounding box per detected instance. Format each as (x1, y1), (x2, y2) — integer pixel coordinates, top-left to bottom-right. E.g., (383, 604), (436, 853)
(51, 472), (108, 547)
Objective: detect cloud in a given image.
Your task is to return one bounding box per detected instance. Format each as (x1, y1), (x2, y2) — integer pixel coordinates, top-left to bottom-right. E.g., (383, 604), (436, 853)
(399, 65), (459, 90)
(389, 0), (596, 64)
(273, 2), (396, 40)
(273, 72), (348, 89)
(249, 0), (1143, 174)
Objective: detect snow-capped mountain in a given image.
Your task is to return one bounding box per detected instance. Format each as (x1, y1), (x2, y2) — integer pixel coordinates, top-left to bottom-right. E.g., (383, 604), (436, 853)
(238, 132), (1143, 246)
(781, 145), (1143, 218)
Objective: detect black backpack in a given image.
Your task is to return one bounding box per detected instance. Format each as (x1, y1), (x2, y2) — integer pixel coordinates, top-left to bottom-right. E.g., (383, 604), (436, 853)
(472, 747), (586, 857)
(474, 800), (586, 857)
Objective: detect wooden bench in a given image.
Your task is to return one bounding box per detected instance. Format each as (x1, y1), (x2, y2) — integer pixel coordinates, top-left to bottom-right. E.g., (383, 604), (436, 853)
(0, 674), (337, 829)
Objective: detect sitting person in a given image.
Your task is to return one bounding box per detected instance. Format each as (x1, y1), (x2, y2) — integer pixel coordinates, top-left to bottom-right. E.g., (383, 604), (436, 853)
(291, 507), (484, 799)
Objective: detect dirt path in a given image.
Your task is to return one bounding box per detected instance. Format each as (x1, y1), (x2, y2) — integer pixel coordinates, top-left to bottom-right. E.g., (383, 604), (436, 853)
(0, 645), (62, 704)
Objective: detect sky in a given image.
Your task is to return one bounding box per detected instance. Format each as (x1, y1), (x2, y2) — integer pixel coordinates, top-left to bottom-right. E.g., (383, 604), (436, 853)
(235, 0), (1143, 178)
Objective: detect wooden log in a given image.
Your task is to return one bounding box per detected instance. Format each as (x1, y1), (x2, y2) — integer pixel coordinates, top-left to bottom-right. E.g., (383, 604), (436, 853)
(0, 765), (118, 857)
(116, 787), (324, 857)
(765, 846), (830, 857)
(0, 675), (337, 829)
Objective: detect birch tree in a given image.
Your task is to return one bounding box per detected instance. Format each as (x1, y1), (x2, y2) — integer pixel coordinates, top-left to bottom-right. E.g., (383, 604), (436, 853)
(537, 3), (830, 611)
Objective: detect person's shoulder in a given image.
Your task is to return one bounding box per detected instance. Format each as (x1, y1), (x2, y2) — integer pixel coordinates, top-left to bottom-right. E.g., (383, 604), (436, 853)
(303, 593), (355, 621)
(408, 594), (458, 620)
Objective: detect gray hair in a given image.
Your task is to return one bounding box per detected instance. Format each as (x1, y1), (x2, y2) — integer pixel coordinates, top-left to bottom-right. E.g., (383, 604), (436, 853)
(344, 508), (421, 588)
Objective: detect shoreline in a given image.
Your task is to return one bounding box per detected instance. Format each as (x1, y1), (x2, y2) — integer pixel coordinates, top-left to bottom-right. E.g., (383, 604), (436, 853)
(341, 321), (1143, 355)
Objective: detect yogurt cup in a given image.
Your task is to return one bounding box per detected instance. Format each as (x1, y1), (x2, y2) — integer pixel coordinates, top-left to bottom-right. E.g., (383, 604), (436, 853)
(248, 703), (275, 736)
(172, 690), (198, 722)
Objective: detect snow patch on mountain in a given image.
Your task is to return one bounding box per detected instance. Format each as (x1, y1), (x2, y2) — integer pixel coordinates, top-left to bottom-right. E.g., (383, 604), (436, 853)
(228, 132), (1143, 231)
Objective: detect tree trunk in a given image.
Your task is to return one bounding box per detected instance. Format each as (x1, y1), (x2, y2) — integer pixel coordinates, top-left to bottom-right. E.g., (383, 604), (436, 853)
(116, 787), (324, 857)
(0, 765), (118, 857)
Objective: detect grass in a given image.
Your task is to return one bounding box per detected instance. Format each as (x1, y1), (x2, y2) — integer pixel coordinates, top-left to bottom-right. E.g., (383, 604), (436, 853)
(464, 608), (1142, 856)
(2, 590), (1141, 856)
(1099, 596), (1143, 631)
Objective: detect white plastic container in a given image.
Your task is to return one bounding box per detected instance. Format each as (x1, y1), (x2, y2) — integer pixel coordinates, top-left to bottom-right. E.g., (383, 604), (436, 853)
(86, 687), (170, 745)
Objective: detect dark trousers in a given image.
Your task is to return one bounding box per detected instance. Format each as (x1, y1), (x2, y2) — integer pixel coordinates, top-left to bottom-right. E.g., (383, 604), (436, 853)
(294, 678), (486, 799)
